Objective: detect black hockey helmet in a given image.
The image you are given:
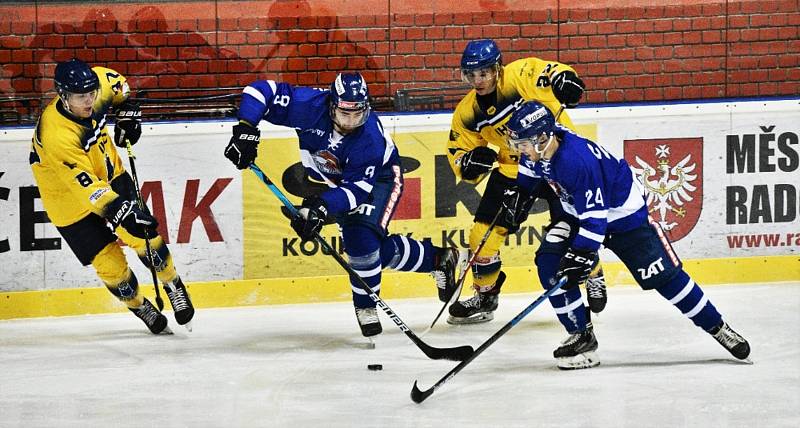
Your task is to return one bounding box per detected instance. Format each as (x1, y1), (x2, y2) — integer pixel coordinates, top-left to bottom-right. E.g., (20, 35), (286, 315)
(54, 58), (99, 96)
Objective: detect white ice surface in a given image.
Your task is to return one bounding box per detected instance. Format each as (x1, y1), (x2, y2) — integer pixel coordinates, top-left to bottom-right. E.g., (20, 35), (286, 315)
(1, 283), (798, 428)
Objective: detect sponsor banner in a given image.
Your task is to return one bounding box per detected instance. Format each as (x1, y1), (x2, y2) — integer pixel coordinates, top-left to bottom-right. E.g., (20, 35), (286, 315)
(1, 99), (798, 292)
(593, 101), (799, 258)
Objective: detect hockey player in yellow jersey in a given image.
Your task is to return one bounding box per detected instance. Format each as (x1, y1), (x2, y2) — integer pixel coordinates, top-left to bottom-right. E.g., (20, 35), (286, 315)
(446, 39), (607, 324)
(30, 58), (194, 334)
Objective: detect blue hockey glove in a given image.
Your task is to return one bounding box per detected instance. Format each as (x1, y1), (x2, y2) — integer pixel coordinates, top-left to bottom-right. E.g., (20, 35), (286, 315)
(551, 70), (585, 108)
(224, 122), (260, 169)
(459, 146), (497, 180)
(290, 197), (328, 242)
(113, 100), (142, 148)
(501, 185), (536, 233)
(557, 248), (597, 290)
(105, 197), (159, 239)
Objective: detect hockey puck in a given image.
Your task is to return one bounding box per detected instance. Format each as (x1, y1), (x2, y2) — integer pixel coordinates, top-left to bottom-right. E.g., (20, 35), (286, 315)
(367, 364), (383, 371)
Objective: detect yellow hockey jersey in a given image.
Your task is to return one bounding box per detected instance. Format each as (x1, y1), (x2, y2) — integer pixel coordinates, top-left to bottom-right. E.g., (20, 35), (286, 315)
(30, 67), (131, 227)
(447, 57), (579, 182)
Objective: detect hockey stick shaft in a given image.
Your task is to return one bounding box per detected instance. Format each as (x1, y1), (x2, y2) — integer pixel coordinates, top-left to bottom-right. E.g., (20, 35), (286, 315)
(411, 277), (567, 403)
(124, 139), (164, 311)
(248, 163), (474, 361)
(426, 207), (504, 331)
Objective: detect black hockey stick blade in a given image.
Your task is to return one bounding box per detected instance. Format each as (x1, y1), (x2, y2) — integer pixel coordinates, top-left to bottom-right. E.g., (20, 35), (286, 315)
(410, 277), (567, 403)
(415, 336), (473, 361)
(410, 380), (435, 403)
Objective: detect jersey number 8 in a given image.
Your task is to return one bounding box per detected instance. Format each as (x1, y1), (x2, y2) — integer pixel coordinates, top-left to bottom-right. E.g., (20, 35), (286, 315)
(75, 172), (93, 187)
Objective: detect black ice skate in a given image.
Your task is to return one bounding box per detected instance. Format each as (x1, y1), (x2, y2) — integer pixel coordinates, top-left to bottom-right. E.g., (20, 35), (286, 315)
(585, 267), (607, 313)
(163, 276), (194, 330)
(431, 247), (468, 302)
(447, 271), (506, 325)
(554, 324), (600, 370)
(355, 307), (382, 337)
(709, 321), (751, 361)
(129, 298), (171, 335)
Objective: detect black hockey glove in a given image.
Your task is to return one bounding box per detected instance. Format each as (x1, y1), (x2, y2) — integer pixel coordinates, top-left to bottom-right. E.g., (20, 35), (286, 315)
(224, 122), (260, 170)
(113, 100), (142, 148)
(459, 146), (497, 180)
(501, 185), (536, 233)
(551, 70), (585, 108)
(290, 197), (328, 242)
(104, 197), (159, 240)
(557, 247), (597, 290)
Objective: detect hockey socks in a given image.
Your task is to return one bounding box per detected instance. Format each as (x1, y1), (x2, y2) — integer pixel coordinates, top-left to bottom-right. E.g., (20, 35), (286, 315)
(655, 270), (721, 331)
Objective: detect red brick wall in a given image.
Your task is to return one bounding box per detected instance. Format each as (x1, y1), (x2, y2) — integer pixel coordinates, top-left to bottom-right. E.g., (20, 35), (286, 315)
(1, 0), (797, 108)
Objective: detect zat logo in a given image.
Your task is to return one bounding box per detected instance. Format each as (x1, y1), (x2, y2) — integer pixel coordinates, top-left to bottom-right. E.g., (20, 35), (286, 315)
(625, 138), (703, 241)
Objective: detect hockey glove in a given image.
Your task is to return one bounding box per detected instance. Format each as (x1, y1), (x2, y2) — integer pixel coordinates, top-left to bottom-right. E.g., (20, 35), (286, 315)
(290, 197), (328, 242)
(556, 247), (597, 290)
(113, 100), (142, 148)
(105, 197), (159, 240)
(551, 70), (585, 108)
(224, 122), (260, 169)
(501, 185), (536, 233)
(459, 146), (497, 180)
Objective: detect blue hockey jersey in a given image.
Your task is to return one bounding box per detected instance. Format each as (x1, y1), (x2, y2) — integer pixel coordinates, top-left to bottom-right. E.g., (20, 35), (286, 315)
(237, 80), (400, 216)
(516, 127), (648, 251)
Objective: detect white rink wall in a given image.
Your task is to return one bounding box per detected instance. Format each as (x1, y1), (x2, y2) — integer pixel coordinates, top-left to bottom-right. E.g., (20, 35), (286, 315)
(1, 98), (798, 292)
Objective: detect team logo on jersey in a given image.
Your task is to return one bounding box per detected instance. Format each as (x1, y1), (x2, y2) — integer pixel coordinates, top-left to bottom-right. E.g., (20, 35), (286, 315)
(312, 150), (342, 176)
(625, 138), (703, 241)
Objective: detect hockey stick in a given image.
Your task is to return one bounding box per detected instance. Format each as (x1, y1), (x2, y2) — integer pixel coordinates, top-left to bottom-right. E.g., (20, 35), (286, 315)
(248, 162), (474, 362)
(423, 207), (504, 334)
(124, 139), (164, 311)
(410, 276), (567, 403)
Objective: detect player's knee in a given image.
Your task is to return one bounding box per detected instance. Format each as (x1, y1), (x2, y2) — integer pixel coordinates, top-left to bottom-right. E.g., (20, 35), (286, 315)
(535, 251), (561, 289)
(91, 243), (129, 283)
(349, 248), (381, 271)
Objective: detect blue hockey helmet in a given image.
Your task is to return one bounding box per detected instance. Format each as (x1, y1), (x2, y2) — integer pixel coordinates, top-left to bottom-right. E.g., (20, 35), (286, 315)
(460, 39), (502, 71)
(506, 101), (556, 154)
(329, 72), (370, 132)
(54, 58), (99, 96)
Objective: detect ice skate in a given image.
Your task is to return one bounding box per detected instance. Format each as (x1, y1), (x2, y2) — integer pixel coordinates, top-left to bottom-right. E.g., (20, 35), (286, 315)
(585, 267), (607, 313)
(431, 247), (468, 302)
(709, 321), (751, 361)
(447, 271), (505, 325)
(163, 276), (194, 331)
(129, 298), (171, 335)
(355, 307), (382, 337)
(554, 324), (600, 370)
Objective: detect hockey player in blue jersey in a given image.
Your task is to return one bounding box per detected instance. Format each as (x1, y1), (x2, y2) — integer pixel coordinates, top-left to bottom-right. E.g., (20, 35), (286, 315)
(224, 72), (464, 337)
(501, 101), (751, 369)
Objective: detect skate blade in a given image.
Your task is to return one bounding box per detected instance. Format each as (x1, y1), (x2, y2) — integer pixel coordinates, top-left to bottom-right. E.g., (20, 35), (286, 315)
(739, 357), (754, 365)
(556, 351), (600, 370)
(181, 320), (193, 332)
(157, 326), (174, 335)
(446, 312), (494, 325)
(362, 337), (376, 350)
